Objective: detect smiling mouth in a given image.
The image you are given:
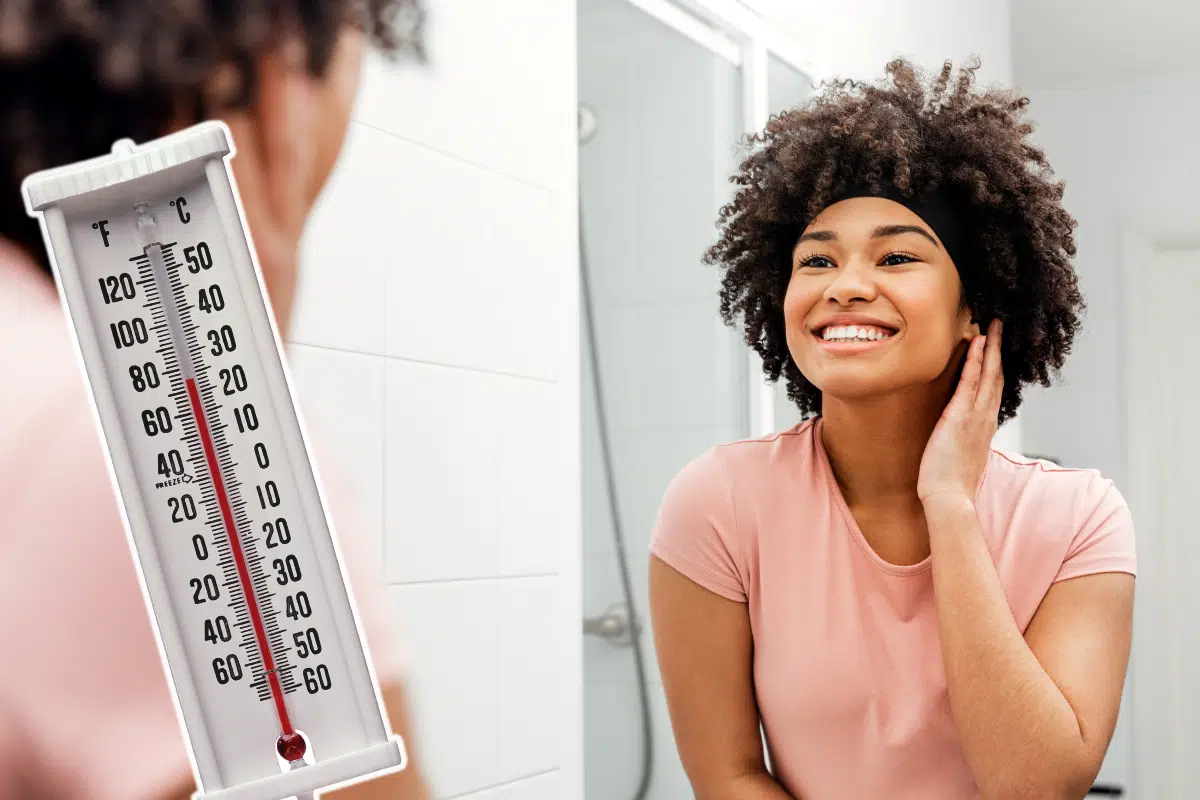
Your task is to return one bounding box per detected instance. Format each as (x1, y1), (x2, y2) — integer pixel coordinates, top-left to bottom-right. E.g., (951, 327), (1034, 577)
(815, 324), (897, 343)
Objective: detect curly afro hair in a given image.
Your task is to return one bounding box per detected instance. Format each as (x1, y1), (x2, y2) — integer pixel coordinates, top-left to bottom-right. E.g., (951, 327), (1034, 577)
(0, 0), (425, 276)
(705, 56), (1082, 424)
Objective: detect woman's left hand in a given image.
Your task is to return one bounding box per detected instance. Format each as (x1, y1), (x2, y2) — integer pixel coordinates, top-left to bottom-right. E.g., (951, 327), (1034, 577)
(917, 319), (1004, 506)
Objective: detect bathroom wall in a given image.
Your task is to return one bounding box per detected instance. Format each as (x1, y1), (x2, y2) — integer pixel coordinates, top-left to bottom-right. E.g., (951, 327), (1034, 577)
(1005, 69), (1200, 794)
(1006, 70), (1200, 492)
(742, 0), (1013, 86)
(285, 3), (582, 798)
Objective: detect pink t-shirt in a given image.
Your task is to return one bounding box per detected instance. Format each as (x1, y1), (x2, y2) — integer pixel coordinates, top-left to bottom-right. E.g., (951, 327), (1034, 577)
(651, 417), (1137, 800)
(0, 239), (404, 798)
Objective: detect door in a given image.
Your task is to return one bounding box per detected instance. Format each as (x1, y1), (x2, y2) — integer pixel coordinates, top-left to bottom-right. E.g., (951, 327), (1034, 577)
(1123, 232), (1200, 798)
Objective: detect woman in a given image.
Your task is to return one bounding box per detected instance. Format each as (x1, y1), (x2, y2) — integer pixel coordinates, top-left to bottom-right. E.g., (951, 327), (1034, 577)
(649, 58), (1135, 800)
(0, 2), (430, 798)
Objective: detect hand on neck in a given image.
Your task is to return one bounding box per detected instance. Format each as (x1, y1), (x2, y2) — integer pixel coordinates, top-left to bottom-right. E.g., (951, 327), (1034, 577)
(819, 382), (954, 511)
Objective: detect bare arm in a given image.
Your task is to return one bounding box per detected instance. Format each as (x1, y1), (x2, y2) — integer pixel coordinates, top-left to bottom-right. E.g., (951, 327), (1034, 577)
(925, 496), (1134, 799)
(159, 681), (431, 800)
(649, 555), (792, 800)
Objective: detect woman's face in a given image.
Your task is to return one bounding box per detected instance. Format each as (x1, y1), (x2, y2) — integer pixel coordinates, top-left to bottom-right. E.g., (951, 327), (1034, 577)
(783, 196), (978, 404)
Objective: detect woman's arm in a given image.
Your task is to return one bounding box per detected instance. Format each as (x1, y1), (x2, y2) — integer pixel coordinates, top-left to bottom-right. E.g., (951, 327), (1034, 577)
(925, 496), (1134, 799)
(917, 322), (1135, 799)
(649, 554), (793, 800)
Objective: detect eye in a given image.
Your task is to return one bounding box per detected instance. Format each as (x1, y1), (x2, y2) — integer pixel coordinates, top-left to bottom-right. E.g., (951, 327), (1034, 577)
(797, 254), (834, 269)
(881, 251), (920, 266)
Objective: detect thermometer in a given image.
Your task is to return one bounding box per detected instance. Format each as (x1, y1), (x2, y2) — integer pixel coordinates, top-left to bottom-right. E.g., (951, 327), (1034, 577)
(22, 123), (407, 800)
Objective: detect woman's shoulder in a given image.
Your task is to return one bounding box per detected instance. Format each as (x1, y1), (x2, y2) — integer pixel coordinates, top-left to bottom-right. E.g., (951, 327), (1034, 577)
(662, 419), (819, 506)
(659, 420), (820, 525)
(985, 450), (1137, 588)
(982, 449), (1132, 544)
(0, 241), (85, 431)
(985, 449), (1122, 503)
(707, 418), (820, 478)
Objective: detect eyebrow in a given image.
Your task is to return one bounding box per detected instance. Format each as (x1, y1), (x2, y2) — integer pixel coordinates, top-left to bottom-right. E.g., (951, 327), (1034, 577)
(796, 224), (941, 249)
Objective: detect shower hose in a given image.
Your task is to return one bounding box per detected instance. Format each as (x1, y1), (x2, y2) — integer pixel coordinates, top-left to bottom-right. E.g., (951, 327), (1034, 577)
(579, 203), (654, 800)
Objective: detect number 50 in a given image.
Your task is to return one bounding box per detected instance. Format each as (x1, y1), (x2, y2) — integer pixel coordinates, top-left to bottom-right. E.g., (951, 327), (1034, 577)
(184, 241), (213, 274)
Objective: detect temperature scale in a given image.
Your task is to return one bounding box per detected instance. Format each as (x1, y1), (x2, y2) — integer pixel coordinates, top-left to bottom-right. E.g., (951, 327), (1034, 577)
(22, 123), (407, 800)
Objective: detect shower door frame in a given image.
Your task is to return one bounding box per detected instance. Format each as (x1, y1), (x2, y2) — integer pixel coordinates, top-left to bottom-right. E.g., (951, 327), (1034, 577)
(617, 0), (826, 437)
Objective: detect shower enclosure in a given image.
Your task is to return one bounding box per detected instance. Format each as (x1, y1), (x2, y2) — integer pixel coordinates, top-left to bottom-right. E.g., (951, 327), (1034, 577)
(578, 2), (818, 796)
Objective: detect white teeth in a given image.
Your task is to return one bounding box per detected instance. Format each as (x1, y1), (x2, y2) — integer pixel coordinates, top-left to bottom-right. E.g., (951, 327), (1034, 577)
(821, 325), (894, 342)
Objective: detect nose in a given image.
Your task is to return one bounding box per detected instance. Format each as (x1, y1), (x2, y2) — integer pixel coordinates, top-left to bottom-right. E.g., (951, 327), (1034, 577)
(823, 258), (878, 305)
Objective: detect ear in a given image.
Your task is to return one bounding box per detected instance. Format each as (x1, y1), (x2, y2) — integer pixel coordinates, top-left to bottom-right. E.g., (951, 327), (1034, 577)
(960, 305), (982, 341)
(240, 41), (319, 230)
(306, 29), (367, 198)
(213, 38), (319, 248)
(204, 41), (319, 334)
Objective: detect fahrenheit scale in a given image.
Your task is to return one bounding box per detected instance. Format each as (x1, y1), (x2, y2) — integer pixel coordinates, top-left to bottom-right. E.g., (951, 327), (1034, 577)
(22, 123), (406, 800)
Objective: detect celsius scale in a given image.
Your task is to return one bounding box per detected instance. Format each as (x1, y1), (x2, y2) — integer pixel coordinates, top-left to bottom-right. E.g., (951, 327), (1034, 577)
(22, 123), (407, 800)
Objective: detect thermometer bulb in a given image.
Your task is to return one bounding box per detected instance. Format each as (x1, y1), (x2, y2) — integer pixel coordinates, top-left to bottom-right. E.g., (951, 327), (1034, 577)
(277, 732), (308, 762)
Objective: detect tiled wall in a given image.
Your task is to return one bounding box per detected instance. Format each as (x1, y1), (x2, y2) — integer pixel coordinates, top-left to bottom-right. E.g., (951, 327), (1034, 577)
(287, 3), (581, 798)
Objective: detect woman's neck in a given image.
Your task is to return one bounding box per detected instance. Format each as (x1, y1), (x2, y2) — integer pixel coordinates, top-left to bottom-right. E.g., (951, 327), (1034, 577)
(818, 388), (949, 510)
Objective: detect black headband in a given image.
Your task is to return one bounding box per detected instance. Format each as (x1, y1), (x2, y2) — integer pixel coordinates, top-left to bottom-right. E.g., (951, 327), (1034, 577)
(824, 183), (973, 271)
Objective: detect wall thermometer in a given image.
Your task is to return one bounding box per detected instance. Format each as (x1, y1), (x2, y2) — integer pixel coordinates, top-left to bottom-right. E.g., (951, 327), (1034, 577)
(22, 122), (407, 800)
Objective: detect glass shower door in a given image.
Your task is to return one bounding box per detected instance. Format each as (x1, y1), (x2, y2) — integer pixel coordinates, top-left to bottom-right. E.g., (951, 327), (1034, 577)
(578, 0), (747, 797)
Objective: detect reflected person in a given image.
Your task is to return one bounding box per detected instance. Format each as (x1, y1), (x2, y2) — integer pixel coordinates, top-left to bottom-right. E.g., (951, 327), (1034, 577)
(649, 57), (1135, 800)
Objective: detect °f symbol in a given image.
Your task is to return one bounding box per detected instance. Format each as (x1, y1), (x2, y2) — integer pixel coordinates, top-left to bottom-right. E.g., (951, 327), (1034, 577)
(92, 220), (111, 247)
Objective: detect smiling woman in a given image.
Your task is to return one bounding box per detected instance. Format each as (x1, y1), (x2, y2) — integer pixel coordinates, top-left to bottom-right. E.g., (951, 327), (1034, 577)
(710, 57), (1084, 424)
(787, 196), (976, 406)
(648, 57), (1136, 800)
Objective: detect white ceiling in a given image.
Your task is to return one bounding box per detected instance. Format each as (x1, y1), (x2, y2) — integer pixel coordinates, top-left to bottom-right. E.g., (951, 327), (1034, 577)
(1011, 0), (1200, 84)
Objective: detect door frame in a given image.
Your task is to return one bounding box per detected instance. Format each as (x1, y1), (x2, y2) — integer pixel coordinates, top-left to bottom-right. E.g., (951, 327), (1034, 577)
(1119, 215), (1200, 798)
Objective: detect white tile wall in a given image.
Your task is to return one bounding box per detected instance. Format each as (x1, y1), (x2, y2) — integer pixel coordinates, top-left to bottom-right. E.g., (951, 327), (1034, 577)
(288, 1), (580, 798)
(291, 128), (390, 354)
(374, 135), (560, 380)
(356, 0), (574, 193)
(287, 344), (387, 562)
(587, 301), (744, 431)
(452, 770), (562, 800)
(383, 360), (560, 583)
(389, 577), (561, 798)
